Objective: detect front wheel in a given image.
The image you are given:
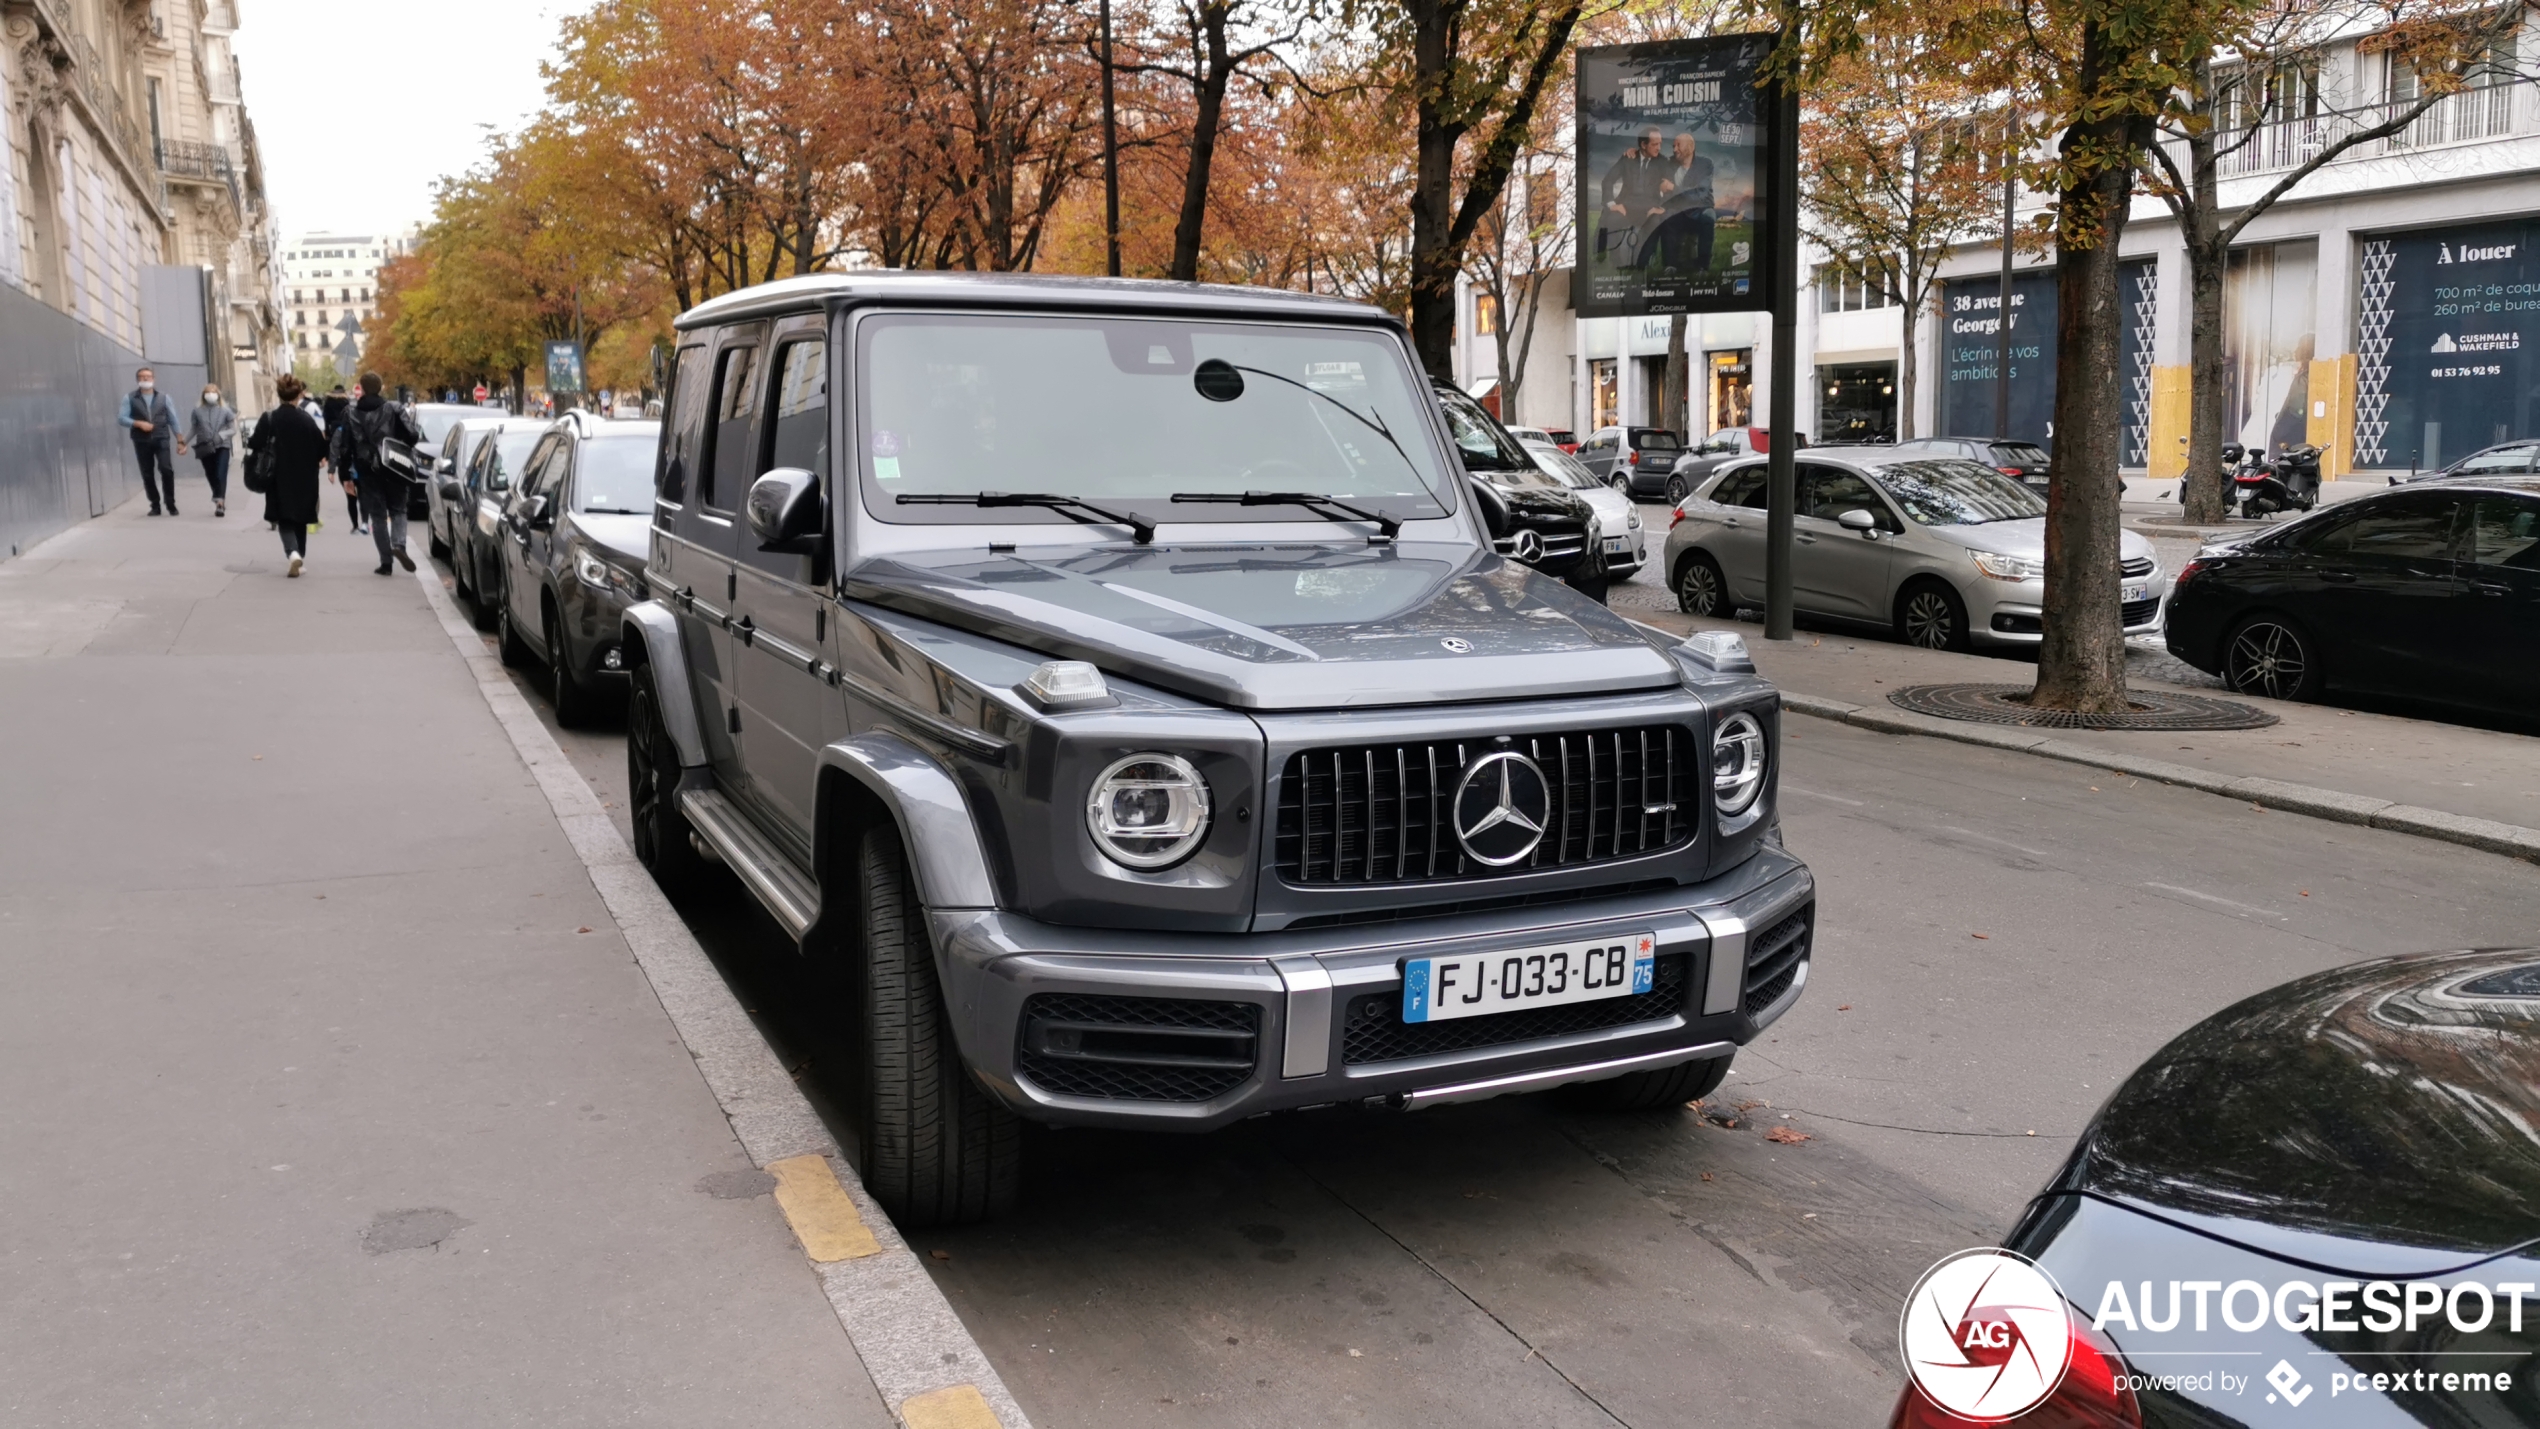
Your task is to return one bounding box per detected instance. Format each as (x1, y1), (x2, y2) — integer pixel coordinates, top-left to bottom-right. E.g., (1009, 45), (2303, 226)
(1675, 551), (1727, 617)
(2223, 614), (2322, 701)
(497, 600), (532, 667)
(546, 607), (601, 728)
(856, 823), (1021, 1227)
(1895, 581), (1971, 652)
(627, 660), (707, 894)
(1560, 1054), (1732, 1111)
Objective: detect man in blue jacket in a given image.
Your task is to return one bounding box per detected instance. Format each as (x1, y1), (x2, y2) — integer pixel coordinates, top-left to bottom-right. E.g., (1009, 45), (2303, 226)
(117, 367), (181, 516)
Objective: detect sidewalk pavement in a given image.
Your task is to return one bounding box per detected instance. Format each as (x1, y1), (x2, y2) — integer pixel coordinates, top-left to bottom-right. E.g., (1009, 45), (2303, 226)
(0, 498), (900, 1427)
(1628, 607), (2540, 861)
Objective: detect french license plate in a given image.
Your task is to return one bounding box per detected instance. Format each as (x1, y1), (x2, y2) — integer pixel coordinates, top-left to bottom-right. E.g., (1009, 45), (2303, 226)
(2121, 583), (2150, 603)
(1603, 535), (1631, 554)
(1402, 933), (1656, 1024)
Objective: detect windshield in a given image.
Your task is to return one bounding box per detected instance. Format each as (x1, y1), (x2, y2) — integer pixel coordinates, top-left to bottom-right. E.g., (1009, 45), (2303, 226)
(579, 437), (658, 513)
(859, 313), (1453, 532)
(1522, 443), (1601, 491)
(1872, 459), (2047, 525)
(416, 408), (468, 445)
(483, 429), (545, 492)
(1631, 428), (1683, 450)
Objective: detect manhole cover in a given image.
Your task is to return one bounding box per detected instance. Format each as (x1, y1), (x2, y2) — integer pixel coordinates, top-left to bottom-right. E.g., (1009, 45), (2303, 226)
(1887, 683), (2277, 731)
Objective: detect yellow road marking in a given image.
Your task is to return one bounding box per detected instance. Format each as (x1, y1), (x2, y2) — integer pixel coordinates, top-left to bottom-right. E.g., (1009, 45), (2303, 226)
(898, 1384), (1000, 1429)
(765, 1154), (879, 1262)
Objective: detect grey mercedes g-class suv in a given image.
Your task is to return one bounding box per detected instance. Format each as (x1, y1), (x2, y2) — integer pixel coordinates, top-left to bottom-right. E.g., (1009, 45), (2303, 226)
(620, 272), (1814, 1227)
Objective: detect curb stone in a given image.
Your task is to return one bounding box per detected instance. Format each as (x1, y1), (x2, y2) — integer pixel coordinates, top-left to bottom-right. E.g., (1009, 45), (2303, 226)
(1778, 693), (2540, 865)
(407, 564), (1033, 1429)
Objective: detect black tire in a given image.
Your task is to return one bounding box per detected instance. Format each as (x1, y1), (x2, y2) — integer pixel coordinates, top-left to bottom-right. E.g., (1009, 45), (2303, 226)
(1675, 550), (1728, 616)
(468, 556), (499, 632)
(856, 823), (1021, 1227)
(1567, 576), (1611, 603)
(429, 521), (451, 563)
(497, 596), (532, 668)
(1665, 475), (1690, 504)
(626, 660), (707, 894)
(1560, 1054), (1732, 1111)
(1895, 579), (1971, 652)
(546, 606), (601, 728)
(452, 540), (475, 601)
(2223, 613), (2322, 701)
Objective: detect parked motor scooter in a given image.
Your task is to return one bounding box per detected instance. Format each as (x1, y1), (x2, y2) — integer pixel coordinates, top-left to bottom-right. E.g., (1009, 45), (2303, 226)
(2236, 443), (2321, 517)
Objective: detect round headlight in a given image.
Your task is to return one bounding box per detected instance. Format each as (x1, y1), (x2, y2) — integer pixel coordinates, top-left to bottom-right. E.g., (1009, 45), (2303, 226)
(1087, 754), (1212, 869)
(1712, 712), (1767, 817)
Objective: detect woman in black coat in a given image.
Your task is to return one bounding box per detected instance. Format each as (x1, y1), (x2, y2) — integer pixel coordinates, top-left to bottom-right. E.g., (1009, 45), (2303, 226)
(247, 374), (329, 577)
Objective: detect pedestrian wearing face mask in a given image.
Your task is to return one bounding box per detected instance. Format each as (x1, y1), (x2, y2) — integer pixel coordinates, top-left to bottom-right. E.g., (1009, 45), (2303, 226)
(186, 384), (238, 518)
(117, 366), (182, 516)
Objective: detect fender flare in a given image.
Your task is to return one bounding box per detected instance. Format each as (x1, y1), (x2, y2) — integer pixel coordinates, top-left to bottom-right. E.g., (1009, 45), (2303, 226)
(817, 732), (998, 912)
(620, 600), (708, 768)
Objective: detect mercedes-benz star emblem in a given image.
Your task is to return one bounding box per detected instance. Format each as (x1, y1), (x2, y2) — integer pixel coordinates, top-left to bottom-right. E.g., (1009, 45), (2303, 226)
(1510, 528), (1546, 563)
(1454, 751), (1551, 866)
(1439, 637), (1473, 654)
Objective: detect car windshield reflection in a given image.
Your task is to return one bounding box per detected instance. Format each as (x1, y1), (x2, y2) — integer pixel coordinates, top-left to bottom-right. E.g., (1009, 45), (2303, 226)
(1871, 459), (2047, 526)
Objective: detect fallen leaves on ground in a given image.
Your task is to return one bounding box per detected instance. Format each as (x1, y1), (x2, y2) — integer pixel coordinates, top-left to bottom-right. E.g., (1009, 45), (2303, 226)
(1764, 1126), (1812, 1144)
(930, 1249), (952, 1261)
(1970, 932), (1989, 940)
(1837, 1003), (1852, 1011)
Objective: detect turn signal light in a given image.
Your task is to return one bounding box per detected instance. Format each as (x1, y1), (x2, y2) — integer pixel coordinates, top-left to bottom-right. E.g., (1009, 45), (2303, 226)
(1629, 450), (1642, 465)
(1889, 1307), (2142, 1429)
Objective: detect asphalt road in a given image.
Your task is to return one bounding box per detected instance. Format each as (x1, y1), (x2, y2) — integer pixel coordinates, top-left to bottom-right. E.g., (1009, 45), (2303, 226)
(451, 555), (2540, 1429)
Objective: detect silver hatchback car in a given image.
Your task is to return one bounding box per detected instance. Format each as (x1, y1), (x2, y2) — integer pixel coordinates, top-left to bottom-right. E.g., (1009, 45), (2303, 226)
(1662, 453), (2164, 650)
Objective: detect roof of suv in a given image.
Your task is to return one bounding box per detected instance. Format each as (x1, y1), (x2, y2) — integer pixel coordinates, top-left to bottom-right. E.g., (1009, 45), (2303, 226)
(677, 270), (1389, 332)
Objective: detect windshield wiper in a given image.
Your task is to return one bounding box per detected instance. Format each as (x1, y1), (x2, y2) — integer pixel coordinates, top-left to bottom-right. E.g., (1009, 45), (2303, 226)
(896, 491), (1155, 544)
(1213, 363), (1418, 476)
(1170, 490), (1402, 542)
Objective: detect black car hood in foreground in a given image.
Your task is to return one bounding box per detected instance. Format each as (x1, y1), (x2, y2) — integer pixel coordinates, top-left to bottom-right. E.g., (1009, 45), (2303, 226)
(841, 541), (1680, 710)
(2051, 948), (2540, 1275)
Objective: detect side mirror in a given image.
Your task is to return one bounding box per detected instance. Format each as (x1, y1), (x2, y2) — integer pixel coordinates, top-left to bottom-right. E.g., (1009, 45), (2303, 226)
(1838, 508), (1879, 534)
(746, 467), (824, 553)
(437, 478), (464, 504)
(522, 495), (552, 530)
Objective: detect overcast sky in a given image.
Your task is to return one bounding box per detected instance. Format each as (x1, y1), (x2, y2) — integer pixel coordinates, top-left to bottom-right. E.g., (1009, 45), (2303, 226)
(232, 0), (592, 242)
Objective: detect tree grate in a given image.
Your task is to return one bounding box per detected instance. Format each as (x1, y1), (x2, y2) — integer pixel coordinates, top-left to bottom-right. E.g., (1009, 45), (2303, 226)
(1886, 683), (2277, 732)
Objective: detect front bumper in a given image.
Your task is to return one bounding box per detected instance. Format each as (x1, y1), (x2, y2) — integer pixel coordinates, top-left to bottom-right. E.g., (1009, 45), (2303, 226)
(930, 846), (1814, 1130)
(1969, 580), (2165, 647)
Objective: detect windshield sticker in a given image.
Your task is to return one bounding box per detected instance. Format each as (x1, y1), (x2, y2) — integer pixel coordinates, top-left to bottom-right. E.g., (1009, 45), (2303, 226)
(871, 429), (902, 458)
(1304, 360), (1367, 391)
(873, 456), (902, 481)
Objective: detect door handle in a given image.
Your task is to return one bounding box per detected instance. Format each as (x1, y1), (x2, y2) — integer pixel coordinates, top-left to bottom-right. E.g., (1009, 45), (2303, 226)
(735, 614), (755, 646)
(2318, 570), (2357, 584)
(1795, 534), (1818, 544)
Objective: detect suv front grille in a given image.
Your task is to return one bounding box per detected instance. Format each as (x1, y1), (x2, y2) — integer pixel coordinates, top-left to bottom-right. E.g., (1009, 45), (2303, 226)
(1016, 994), (1260, 1103)
(1275, 726), (1697, 886)
(1742, 910), (1811, 1016)
(2120, 556), (2157, 578)
(1341, 954), (1688, 1065)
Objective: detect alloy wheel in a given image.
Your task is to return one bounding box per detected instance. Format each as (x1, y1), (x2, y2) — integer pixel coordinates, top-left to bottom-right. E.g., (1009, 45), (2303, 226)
(1676, 558), (1723, 616)
(2226, 621), (2310, 699)
(1902, 589), (1957, 649)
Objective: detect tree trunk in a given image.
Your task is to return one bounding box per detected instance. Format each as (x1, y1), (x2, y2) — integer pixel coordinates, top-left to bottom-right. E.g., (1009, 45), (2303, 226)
(1405, 0), (1463, 380)
(1508, 270), (1547, 417)
(2179, 103), (2231, 522)
(1662, 314), (1689, 434)
(1169, 3), (1234, 282)
(1897, 264), (1921, 443)
(2030, 81), (2140, 714)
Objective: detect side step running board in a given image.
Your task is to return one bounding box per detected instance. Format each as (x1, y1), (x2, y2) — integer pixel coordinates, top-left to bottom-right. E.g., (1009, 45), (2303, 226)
(679, 788), (818, 940)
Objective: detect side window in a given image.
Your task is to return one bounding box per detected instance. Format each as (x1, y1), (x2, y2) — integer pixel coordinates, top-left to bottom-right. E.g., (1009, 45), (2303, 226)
(765, 339), (827, 477)
(702, 344), (760, 510)
(1801, 465), (1890, 526)
(2466, 496), (2540, 570)
(2455, 445), (2538, 476)
(526, 435), (572, 501)
(1712, 467), (1765, 508)
(658, 343), (708, 504)
(2311, 497), (2458, 561)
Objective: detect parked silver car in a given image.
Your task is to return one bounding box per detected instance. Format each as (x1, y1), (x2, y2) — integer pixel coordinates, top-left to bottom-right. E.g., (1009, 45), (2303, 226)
(1662, 453), (2164, 650)
(1520, 439), (1644, 579)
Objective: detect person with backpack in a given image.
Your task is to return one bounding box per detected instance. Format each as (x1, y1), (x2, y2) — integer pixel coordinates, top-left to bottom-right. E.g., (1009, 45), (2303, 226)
(185, 383), (238, 518)
(321, 383), (361, 534)
(116, 367), (182, 516)
(333, 371), (424, 576)
(246, 374), (328, 576)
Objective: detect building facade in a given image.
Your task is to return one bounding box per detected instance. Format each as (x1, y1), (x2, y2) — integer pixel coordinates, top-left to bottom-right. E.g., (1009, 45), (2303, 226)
(282, 230), (396, 380)
(1460, 26), (2540, 478)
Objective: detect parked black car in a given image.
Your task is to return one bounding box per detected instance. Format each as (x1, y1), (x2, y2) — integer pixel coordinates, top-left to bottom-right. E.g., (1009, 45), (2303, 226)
(495, 417), (659, 724)
(1577, 426), (1688, 500)
(446, 421), (552, 630)
(1891, 947), (2540, 1427)
(2164, 478), (2540, 713)
(1433, 381), (1602, 593)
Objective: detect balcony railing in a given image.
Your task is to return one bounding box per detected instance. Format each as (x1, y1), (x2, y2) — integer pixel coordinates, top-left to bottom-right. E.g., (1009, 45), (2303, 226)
(157, 139), (235, 184)
(2208, 81), (2529, 178)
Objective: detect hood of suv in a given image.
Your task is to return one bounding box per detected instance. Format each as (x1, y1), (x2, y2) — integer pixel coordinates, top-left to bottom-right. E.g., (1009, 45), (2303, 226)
(575, 511), (652, 568)
(842, 542), (1681, 710)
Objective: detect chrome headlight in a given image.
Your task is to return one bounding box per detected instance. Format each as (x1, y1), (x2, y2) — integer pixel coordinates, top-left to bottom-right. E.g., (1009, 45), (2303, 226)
(1970, 550), (2044, 582)
(1712, 711), (1767, 817)
(574, 547), (634, 594)
(1627, 508), (1643, 530)
(1087, 754), (1212, 869)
